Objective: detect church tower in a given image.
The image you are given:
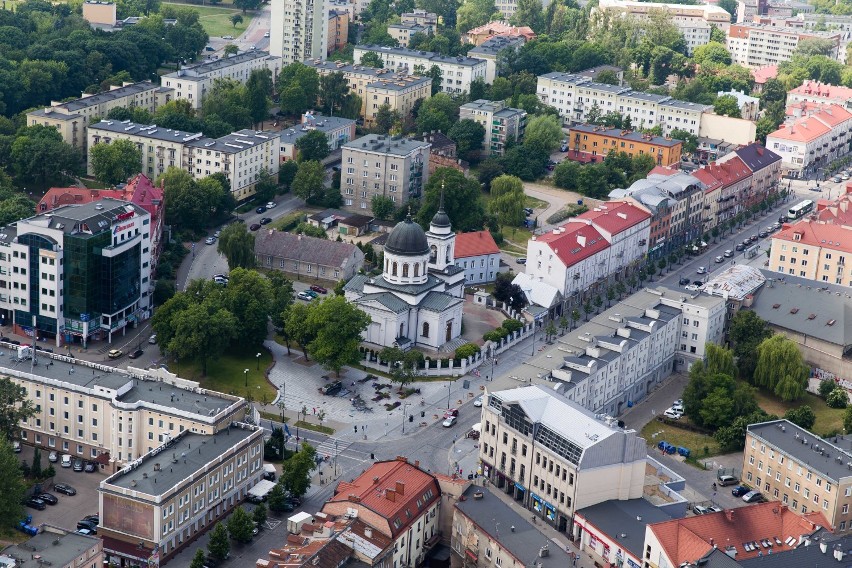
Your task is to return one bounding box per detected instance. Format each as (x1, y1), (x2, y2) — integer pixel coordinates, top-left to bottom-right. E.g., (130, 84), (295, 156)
(426, 182), (456, 271)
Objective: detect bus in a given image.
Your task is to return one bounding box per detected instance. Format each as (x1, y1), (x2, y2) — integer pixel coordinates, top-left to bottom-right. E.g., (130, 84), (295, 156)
(788, 199), (814, 220)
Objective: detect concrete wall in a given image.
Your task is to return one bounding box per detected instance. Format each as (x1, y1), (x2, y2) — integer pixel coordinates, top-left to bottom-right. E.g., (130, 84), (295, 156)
(699, 113), (757, 146)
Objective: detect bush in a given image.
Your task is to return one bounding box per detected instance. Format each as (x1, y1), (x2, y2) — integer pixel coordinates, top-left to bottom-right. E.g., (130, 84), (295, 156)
(502, 319), (523, 333)
(490, 231), (504, 245)
(819, 379), (839, 398)
(827, 388), (849, 409)
(783, 405), (816, 430)
(483, 329), (508, 342)
(546, 205), (588, 225)
(455, 343), (481, 359)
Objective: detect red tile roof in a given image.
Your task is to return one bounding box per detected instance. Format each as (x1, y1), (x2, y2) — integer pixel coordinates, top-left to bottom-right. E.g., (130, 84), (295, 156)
(39, 174), (164, 221)
(648, 166), (679, 177)
(773, 219), (852, 254)
(575, 200), (652, 235)
(814, 190), (852, 226)
(454, 230), (500, 258)
(534, 223), (609, 268)
(752, 65), (778, 84)
(691, 168), (722, 194)
(700, 156), (752, 188)
(770, 112), (834, 143)
(326, 458), (440, 537)
(789, 80), (852, 102)
(786, 102), (852, 127)
(649, 502), (829, 566)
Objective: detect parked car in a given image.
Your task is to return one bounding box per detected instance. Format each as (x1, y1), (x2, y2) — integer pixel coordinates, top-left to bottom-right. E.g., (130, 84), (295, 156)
(693, 505), (710, 515)
(663, 408), (683, 420)
(13, 441), (21, 452)
(717, 475), (738, 486)
(671, 402), (684, 413)
(73, 458), (84, 472)
(473, 395), (483, 407)
(516, 257), (527, 265)
(696, 266), (707, 274)
(442, 416), (457, 427)
(61, 455), (72, 468)
(445, 408), (459, 418)
(310, 285), (328, 294)
(84, 461), (96, 473)
(264, 31), (270, 37)
(749, 235), (758, 243)
(735, 243), (745, 251)
(297, 291), (313, 301)
(714, 255), (724, 263)
(205, 237), (216, 245)
(758, 230), (769, 238)
(222, 35), (234, 39)
(684, 284), (700, 292)
(731, 485), (751, 497)
(320, 381), (343, 395)
(260, 217), (272, 225)
(149, 334), (157, 344)
(742, 490), (765, 503)
(76, 528), (95, 536)
(107, 349), (122, 359)
(53, 483), (76, 495)
(37, 493), (58, 505)
(723, 250), (733, 258)
(707, 505), (723, 513)
(255, 206), (267, 214)
(692, 280), (703, 286)
(25, 498), (46, 510)
(678, 277), (690, 285)
(48, 451), (58, 462)
(128, 349), (143, 359)
(265, 201), (276, 209)
(304, 290), (318, 299)
(82, 514), (99, 525)
(832, 176), (842, 182)
(250, 223), (261, 231)
(76, 520), (97, 533)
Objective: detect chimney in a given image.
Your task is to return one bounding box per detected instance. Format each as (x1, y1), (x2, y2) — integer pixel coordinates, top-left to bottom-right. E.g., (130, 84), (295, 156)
(386, 489), (396, 502)
(348, 494), (361, 503)
(725, 509), (734, 522)
(373, 476), (380, 484)
(396, 481), (405, 495)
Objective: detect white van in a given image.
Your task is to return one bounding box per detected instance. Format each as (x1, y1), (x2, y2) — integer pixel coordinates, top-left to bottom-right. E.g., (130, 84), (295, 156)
(61, 454), (72, 468)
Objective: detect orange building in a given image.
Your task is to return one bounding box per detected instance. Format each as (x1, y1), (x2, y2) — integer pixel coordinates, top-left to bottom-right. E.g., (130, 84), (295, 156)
(568, 124), (683, 167)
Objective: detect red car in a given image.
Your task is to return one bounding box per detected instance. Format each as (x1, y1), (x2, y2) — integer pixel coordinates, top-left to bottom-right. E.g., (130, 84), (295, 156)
(310, 285), (328, 294)
(444, 408), (459, 419)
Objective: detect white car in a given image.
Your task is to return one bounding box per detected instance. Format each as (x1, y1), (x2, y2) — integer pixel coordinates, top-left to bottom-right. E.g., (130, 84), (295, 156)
(684, 284), (700, 292)
(148, 334), (157, 344)
(442, 416), (457, 427)
(205, 236), (216, 245)
(265, 201), (276, 209)
(61, 454), (72, 468)
(48, 451), (58, 463)
(696, 266), (707, 274)
(663, 408), (683, 420)
(264, 31), (270, 37)
(222, 35), (234, 39)
(473, 396), (483, 407)
(671, 402), (684, 413)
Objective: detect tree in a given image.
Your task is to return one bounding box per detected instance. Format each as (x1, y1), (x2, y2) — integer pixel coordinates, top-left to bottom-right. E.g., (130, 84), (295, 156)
(254, 168), (278, 202)
(683, 346), (758, 429)
(296, 130), (331, 162)
(223, 268), (274, 349)
(713, 94), (742, 118)
(268, 271), (295, 331)
(415, 168), (487, 232)
(827, 389), (849, 409)
(754, 335), (809, 401)
(714, 410), (772, 452)
(596, 70), (620, 85)
(295, 222), (328, 239)
(796, 38), (837, 57)
(493, 272), (527, 312)
(360, 51), (384, 68)
(201, 79), (252, 131)
(230, 13), (243, 27)
(845, 406), (852, 434)
(478, 159), (504, 191)
(512, 0), (544, 32)
(456, 0), (497, 32)
(373, 104), (400, 134)
(306, 296), (370, 375)
(782, 405), (815, 430)
(246, 68), (273, 127)
(234, 0), (262, 12)
(488, 175), (525, 227)
(371, 195), (396, 220)
(32, 447), (42, 479)
(729, 311), (772, 381)
(819, 379), (839, 398)
(10, 125), (80, 186)
(160, 168), (233, 232)
(380, 346), (424, 386)
(279, 160), (299, 190)
(252, 502), (268, 526)
(523, 114), (562, 155)
(224, 44), (239, 55)
(319, 72), (351, 116)
(669, 128), (698, 154)
(227, 506), (255, 544)
(693, 42), (732, 66)
(208, 522), (230, 560)
(448, 119), (485, 161)
(285, 303), (318, 359)
(291, 160), (326, 203)
(0, 377), (35, 440)
(718, 0), (737, 15)
(267, 482), (290, 512)
(190, 549), (206, 568)
(0, 438), (26, 534)
(281, 442), (317, 497)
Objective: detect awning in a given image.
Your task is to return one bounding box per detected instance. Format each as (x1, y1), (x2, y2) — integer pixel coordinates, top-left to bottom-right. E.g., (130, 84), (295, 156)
(464, 550), (478, 561)
(472, 423), (481, 432)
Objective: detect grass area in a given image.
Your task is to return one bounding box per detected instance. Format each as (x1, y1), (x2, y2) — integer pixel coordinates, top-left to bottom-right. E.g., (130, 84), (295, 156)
(271, 209), (313, 232)
(525, 195), (549, 209)
(162, 2), (253, 38)
(170, 348), (277, 402)
(259, 410), (290, 424)
(640, 417), (722, 458)
(752, 387), (843, 436)
(295, 420), (335, 434)
(79, 177), (110, 189)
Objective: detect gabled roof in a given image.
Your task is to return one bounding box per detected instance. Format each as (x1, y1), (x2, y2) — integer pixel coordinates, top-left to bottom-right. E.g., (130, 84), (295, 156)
(752, 64), (778, 84)
(701, 156), (752, 188)
(254, 229), (363, 269)
(454, 230), (500, 258)
(735, 143), (782, 173)
(574, 200), (652, 235)
(692, 168), (723, 193)
(769, 114), (832, 143)
(533, 223), (610, 268)
(772, 219), (852, 254)
(512, 272), (562, 309)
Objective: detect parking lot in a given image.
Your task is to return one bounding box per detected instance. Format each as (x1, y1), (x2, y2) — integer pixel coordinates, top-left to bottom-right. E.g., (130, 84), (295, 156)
(16, 444), (104, 531)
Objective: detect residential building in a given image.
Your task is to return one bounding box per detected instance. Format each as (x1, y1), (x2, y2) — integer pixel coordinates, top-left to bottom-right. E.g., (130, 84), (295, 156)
(576, 64), (626, 86)
(459, 99), (527, 156)
(87, 121), (280, 201)
(788, 80), (852, 110)
(328, 0), (356, 20)
(800, 12), (852, 31)
(769, 219), (852, 284)
(451, 486), (573, 568)
(766, 103), (852, 178)
(305, 60), (432, 123)
(461, 21), (535, 46)
(741, 419), (852, 533)
(328, 9), (349, 54)
(37, 174), (166, 275)
(0, 525), (103, 568)
(270, 0), (328, 64)
(400, 9), (437, 26)
(322, 457), (442, 568)
(524, 200), (651, 302)
(82, 1), (116, 25)
(98, 423), (264, 565)
(454, 230), (501, 284)
(388, 23), (432, 47)
(731, 142), (783, 208)
(745, 270), (852, 382)
(644, 501), (829, 566)
(353, 45), (487, 94)
(161, 51), (281, 109)
(11, 357), (245, 469)
(467, 35), (525, 84)
(340, 134), (430, 213)
(595, 0), (731, 53)
(727, 24), (841, 67)
(307, 209), (373, 235)
(279, 113), (356, 162)
(718, 89), (760, 120)
(736, 0), (768, 23)
(26, 81), (171, 151)
(698, 156), (754, 229)
(343, 204), (465, 349)
(752, 64), (779, 92)
(254, 228), (365, 282)
(410, 131), (468, 174)
(536, 73), (710, 135)
(478, 385), (648, 533)
(0, 199), (152, 346)
(567, 124), (683, 166)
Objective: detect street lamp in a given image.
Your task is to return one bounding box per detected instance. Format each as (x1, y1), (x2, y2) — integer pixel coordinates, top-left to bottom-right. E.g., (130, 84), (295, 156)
(402, 403), (411, 434)
(446, 381), (452, 409)
(256, 352), (262, 370)
(244, 368), (249, 387)
(277, 386), (286, 422)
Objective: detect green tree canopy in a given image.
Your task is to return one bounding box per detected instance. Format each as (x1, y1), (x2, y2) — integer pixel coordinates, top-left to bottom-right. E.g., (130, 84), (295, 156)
(0, 438), (27, 534)
(0, 377), (35, 440)
(754, 335), (809, 402)
(227, 506), (255, 543)
(291, 160), (326, 203)
(10, 125), (80, 186)
(296, 130), (331, 162)
(207, 522), (230, 561)
(281, 442), (317, 497)
(713, 94), (742, 118)
(223, 268), (274, 349)
(90, 139), (142, 186)
(693, 42), (732, 66)
(201, 78), (252, 131)
(305, 296), (371, 375)
(784, 405), (816, 430)
(488, 174), (526, 227)
(371, 195), (396, 220)
(523, 114), (562, 155)
(415, 168), (487, 232)
(729, 310), (773, 381)
(159, 168), (234, 232)
(447, 119), (485, 162)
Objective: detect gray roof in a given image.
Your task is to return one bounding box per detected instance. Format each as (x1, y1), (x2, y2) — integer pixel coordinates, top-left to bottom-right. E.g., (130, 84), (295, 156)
(357, 292), (410, 313)
(89, 120), (205, 144)
(367, 75), (431, 92)
(187, 129), (277, 154)
(103, 423), (260, 495)
(739, 530), (852, 568)
(280, 115), (356, 145)
(468, 35), (524, 56)
(661, 99), (712, 111)
(162, 50), (275, 80)
(385, 216), (429, 255)
(419, 291), (461, 312)
(577, 499), (677, 559)
(735, 143), (782, 173)
(748, 271), (852, 347)
(27, 82), (163, 117)
(303, 60), (428, 86)
(454, 486), (573, 568)
(2, 198), (149, 241)
(254, 229), (364, 270)
(355, 44), (486, 67)
(343, 134), (430, 157)
(345, 272), (445, 296)
(0, 528), (101, 567)
(748, 420), (852, 483)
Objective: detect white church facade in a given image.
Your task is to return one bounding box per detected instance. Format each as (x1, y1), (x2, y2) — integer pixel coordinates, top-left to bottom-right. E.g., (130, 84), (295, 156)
(343, 198), (466, 349)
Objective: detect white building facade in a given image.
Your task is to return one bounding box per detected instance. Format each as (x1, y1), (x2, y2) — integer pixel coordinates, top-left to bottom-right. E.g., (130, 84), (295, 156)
(270, 0), (329, 64)
(353, 45), (487, 93)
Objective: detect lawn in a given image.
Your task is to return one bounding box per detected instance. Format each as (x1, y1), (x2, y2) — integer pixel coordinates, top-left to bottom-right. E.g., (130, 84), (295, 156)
(79, 177), (110, 189)
(525, 195), (549, 209)
(170, 347), (278, 402)
(162, 2), (253, 39)
(641, 417), (722, 458)
(752, 387), (843, 436)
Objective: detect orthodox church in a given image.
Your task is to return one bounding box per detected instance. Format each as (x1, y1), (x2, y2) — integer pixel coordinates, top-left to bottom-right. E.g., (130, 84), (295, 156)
(344, 194), (466, 349)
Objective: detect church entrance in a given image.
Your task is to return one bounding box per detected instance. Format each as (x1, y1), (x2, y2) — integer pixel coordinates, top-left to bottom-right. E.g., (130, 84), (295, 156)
(445, 320), (453, 342)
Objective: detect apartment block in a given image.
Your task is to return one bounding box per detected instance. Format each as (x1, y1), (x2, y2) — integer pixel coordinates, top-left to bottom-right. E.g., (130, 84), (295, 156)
(787, 80), (852, 110)
(567, 124), (683, 166)
(353, 45), (487, 94)
(327, 9), (349, 54)
(400, 8), (437, 26)
(467, 35), (525, 84)
(88, 121), (280, 201)
(727, 24), (841, 67)
(26, 81), (171, 151)
(0, 525), (104, 568)
(769, 218), (852, 286)
(279, 113), (356, 161)
(744, 419), (852, 532)
(461, 20), (535, 46)
(766, 104), (852, 178)
(478, 385), (647, 533)
(387, 22), (432, 47)
(99, 423), (264, 564)
(340, 134), (430, 213)
(696, 156), (754, 230)
(270, 0), (328, 64)
(459, 99), (527, 156)
(161, 51), (282, 109)
(536, 73), (710, 135)
(305, 60), (432, 123)
(720, 142), (783, 209)
(0, 199), (152, 346)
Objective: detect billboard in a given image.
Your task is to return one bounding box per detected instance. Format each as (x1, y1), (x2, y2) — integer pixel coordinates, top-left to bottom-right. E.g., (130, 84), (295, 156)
(103, 494), (155, 542)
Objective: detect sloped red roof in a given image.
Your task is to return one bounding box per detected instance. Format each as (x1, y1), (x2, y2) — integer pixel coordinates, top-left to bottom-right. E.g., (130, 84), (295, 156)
(575, 200), (651, 235)
(752, 65), (778, 84)
(648, 165), (679, 177)
(455, 230), (500, 258)
(39, 174), (164, 220)
(534, 223), (609, 268)
(691, 168), (722, 193)
(773, 219), (852, 254)
(701, 156), (751, 188)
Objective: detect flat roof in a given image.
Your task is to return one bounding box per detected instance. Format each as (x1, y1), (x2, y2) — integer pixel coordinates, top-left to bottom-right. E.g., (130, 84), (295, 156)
(89, 120), (204, 143)
(0, 528), (101, 567)
(367, 76), (431, 91)
(355, 44), (486, 66)
(103, 424), (260, 495)
(342, 134), (430, 156)
(162, 50), (275, 79)
(748, 420), (852, 482)
(570, 124), (682, 147)
(578, 499), (677, 559)
(187, 129), (276, 153)
(32, 82), (162, 115)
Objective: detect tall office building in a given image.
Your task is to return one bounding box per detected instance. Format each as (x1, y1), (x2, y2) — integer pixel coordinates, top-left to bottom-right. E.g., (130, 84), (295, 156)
(270, 0), (329, 64)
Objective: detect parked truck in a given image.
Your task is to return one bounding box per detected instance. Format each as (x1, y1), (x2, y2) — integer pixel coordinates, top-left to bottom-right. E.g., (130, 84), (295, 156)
(247, 479), (277, 503)
(263, 464), (276, 481)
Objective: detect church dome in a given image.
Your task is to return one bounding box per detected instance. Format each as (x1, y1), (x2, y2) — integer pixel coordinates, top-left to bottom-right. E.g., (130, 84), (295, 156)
(385, 216), (430, 256)
(430, 207), (451, 229)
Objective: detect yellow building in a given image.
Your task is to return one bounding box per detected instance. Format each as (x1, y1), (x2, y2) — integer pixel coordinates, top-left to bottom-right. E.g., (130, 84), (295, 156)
(328, 10), (349, 54)
(770, 216), (852, 287)
(82, 0), (116, 25)
(568, 124), (683, 166)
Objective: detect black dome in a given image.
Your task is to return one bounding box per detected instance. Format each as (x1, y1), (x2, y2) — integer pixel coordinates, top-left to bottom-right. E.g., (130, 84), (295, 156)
(431, 207), (451, 228)
(385, 216), (430, 256)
